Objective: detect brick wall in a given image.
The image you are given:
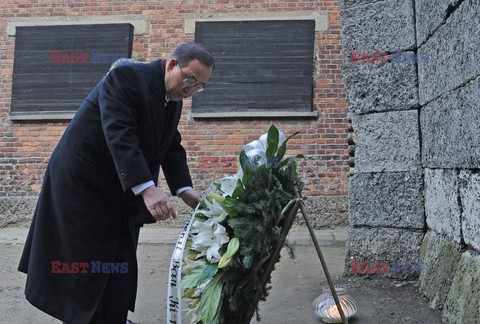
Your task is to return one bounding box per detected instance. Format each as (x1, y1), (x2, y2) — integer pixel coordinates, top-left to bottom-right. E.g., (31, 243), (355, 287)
(0, 0), (348, 228)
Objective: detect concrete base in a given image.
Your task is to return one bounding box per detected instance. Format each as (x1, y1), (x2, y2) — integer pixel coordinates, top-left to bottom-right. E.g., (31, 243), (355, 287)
(418, 231), (480, 323)
(418, 231), (463, 309)
(443, 250), (480, 323)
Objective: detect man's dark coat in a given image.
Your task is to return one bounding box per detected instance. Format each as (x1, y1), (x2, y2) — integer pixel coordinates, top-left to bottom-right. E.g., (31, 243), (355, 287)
(18, 59), (192, 323)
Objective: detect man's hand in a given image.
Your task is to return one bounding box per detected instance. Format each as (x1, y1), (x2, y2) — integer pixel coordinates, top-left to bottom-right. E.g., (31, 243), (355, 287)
(141, 186), (177, 221)
(180, 189), (202, 209)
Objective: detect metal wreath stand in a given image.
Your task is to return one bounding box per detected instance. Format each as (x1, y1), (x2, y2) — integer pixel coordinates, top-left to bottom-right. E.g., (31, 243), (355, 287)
(245, 186), (348, 324)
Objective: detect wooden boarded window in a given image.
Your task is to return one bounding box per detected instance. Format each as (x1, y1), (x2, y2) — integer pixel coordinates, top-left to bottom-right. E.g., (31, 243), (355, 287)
(10, 23), (133, 120)
(193, 20), (315, 117)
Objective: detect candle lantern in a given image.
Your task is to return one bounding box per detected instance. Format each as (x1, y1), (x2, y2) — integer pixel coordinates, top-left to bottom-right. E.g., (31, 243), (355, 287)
(313, 285), (358, 323)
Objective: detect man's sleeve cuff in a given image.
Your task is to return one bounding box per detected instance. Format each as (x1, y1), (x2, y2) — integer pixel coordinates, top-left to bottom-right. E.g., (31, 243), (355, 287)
(176, 186), (192, 197)
(132, 180), (155, 195)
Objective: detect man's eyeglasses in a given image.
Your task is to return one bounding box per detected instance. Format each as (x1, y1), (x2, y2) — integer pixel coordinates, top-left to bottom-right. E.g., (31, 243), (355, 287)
(179, 65), (205, 93)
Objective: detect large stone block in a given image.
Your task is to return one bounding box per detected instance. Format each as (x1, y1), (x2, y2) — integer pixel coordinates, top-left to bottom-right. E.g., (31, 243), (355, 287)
(352, 111), (420, 172)
(459, 171), (480, 251)
(295, 196), (348, 229)
(443, 251), (480, 323)
(346, 227), (424, 267)
(421, 77), (480, 168)
(419, 231), (463, 309)
(418, 0), (480, 104)
(342, 0), (415, 53)
(349, 171), (424, 229)
(424, 169), (462, 243)
(415, 0), (461, 46)
(342, 59), (419, 114)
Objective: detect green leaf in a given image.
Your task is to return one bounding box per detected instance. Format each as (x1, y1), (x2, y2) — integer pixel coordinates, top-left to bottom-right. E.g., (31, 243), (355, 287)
(178, 265), (207, 289)
(222, 197), (237, 209)
(200, 275), (223, 324)
(207, 192), (225, 204)
(275, 145), (287, 165)
(291, 160), (297, 176)
(239, 149), (253, 187)
(265, 124), (279, 159)
(275, 131), (300, 162)
(182, 287), (195, 298)
(190, 297), (200, 308)
(225, 237), (240, 259)
(239, 149), (249, 170)
(278, 154), (305, 169)
(222, 197), (237, 216)
(214, 182), (222, 190)
(218, 253), (231, 269)
(201, 264), (218, 282)
(242, 167), (251, 188)
(231, 179), (245, 200)
(278, 157), (293, 169)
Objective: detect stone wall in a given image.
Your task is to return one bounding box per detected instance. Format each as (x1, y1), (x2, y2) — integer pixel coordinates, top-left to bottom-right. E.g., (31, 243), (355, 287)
(341, 0), (422, 280)
(341, 0), (480, 322)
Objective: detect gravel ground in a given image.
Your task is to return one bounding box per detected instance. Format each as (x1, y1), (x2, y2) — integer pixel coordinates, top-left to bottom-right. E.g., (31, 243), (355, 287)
(0, 236), (442, 323)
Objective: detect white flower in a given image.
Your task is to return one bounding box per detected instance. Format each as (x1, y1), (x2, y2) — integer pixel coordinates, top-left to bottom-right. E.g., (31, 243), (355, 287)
(190, 193), (230, 263)
(198, 198), (226, 220)
(184, 257), (206, 270)
(243, 139), (264, 153)
(218, 176), (239, 197)
(245, 148), (268, 168)
(191, 222), (229, 262)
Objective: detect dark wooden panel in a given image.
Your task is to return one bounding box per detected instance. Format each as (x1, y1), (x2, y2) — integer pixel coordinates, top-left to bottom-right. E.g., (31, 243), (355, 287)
(193, 20), (314, 114)
(11, 24), (133, 114)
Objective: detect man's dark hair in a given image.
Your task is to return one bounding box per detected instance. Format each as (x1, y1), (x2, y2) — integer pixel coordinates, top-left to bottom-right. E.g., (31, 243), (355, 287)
(170, 42), (215, 70)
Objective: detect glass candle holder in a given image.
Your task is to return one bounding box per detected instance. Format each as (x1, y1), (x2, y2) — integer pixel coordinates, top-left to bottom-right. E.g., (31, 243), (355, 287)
(313, 285), (358, 323)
